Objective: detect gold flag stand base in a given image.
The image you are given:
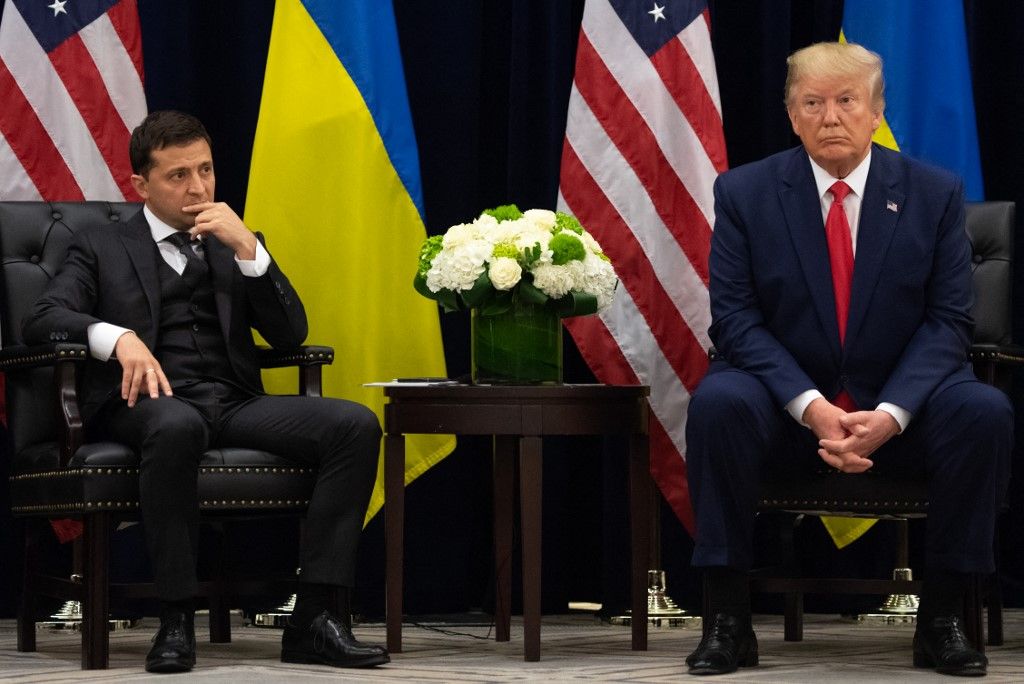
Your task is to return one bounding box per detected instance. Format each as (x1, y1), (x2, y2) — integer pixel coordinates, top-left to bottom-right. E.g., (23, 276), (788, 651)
(38, 600), (139, 632)
(854, 567), (918, 625)
(250, 593), (296, 628)
(609, 569), (702, 629)
(249, 567), (300, 628)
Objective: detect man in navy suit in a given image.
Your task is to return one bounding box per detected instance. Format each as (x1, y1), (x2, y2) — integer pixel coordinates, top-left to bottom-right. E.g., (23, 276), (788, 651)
(684, 42), (1011, 676)
(23, 111), (389, 673)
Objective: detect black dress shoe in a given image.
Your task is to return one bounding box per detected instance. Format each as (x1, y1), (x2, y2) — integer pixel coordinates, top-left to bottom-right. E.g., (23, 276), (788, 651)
(913, 615), (987, 676)
(145, 612), (196, 673)
(686, 613), (758, 676)
(281, 610), (390, 668)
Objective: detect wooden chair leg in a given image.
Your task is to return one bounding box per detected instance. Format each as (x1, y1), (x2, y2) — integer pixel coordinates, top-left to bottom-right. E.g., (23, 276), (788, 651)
(81, 512), (110, 669)
(17, 522), (39, 653)
(208, 523), (232, 643)
(784, 591), (803, 641)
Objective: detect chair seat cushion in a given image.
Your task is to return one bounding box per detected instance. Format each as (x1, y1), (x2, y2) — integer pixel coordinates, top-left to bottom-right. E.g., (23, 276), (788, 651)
(9, 441), (316, 517)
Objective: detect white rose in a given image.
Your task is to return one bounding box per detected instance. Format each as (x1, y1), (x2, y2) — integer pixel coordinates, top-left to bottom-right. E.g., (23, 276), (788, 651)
(442, 222), (479, 249)
(488, 257), (523, 290)
(474, 213), (499, 230)
(522, 209), (556, 231)
(579, 229), (603, 254)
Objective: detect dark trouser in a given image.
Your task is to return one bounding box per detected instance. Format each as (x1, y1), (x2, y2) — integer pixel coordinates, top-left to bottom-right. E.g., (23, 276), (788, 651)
(685, 365), (1012, 574)
(97, 381), (381, 600)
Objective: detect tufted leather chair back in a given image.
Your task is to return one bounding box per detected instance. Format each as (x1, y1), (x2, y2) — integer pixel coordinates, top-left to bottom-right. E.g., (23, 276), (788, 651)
(0, 201), (140, 461)
(965, 201), (1015, 346)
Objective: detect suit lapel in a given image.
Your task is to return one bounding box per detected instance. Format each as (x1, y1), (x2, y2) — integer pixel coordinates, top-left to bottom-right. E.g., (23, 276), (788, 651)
(845, 146), (904, 347)
(120, 212), (161, 341)
(779, 149), (842, 362)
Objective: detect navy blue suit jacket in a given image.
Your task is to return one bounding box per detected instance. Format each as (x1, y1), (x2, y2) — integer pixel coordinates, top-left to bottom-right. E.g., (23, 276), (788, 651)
(707, 143), (976, 417)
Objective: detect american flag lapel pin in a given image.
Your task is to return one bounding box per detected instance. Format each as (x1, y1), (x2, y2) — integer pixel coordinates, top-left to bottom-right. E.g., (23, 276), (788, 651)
(886, 200), (898, 212)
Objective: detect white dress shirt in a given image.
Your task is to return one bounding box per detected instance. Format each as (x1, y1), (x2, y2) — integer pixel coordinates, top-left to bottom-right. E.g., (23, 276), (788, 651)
(86, 205), (271, 361)
(783, 152), (911, 432)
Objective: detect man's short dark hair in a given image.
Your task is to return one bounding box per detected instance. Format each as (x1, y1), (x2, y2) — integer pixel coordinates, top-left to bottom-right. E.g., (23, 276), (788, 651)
(129, 110), (212, 177)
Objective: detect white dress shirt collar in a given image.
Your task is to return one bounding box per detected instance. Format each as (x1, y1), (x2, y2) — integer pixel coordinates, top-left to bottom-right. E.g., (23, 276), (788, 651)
(143, 205), (201, 244)
(808, 149), (872, 202)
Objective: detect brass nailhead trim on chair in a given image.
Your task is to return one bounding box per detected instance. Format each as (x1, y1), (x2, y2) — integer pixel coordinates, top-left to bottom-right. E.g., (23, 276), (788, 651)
(201, 466), (313, 475)
(0, 347), (88, 370)
(199, 499), (310, 507)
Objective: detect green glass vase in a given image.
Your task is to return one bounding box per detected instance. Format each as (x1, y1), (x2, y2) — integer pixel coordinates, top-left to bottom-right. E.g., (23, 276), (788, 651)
(471, 300), (563, 384)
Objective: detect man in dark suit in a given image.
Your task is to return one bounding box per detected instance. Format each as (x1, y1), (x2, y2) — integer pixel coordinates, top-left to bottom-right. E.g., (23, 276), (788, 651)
(23, 111), (389, 673)
(684, 42), (1011, 677)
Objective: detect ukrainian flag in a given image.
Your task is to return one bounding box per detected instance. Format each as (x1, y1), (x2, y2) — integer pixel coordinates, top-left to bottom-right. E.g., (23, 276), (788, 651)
(245, 0), (454, 525)
(842, 0), (984, 200)
(823, 0), (985, 549)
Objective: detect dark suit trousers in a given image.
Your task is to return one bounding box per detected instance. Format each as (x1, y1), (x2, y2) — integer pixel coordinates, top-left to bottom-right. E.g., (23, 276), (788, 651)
(97, 381), (381, 600)
(685, 364), (1012, 574)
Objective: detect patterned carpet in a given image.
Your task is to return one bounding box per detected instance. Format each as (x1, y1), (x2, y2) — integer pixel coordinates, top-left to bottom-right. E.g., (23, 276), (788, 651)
(2, 611), (1023, 682)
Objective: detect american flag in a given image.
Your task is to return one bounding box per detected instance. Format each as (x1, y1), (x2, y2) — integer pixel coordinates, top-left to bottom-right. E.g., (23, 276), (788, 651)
(0, 0), (146, 201)
(558, 0), (726, 532)
(0, 0), (145, 542)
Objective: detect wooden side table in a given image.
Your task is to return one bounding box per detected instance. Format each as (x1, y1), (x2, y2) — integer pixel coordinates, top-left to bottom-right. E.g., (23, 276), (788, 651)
(383, 384), (652, 661)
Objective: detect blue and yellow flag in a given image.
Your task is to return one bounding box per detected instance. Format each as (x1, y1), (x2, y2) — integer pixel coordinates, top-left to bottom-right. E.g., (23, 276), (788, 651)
(245, 0), (454, 525)
(842, 0), (984, 200)
(823, 0), (984, 549)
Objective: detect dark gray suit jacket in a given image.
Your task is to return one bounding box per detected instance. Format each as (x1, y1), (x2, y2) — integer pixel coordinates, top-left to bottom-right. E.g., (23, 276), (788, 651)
(22, 208), (307, 420)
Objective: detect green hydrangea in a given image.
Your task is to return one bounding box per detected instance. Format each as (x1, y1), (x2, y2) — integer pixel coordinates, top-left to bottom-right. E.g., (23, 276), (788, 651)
(492, 242), (519, 259)
(555, 211), (584, 234)
(417, 234), (444, 276)
(549, 232), (586, 265)
(483, 204), (524, 222)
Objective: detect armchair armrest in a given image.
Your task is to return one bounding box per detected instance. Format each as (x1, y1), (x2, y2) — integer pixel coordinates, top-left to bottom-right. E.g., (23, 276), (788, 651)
(256, 345), (334, 398)
(0, 342), (89, 371)
(970, 342), (1024, 391)
(256, 345), (334, 368)
(970, 343), (1024, 366)
(0, 343), (89, 467)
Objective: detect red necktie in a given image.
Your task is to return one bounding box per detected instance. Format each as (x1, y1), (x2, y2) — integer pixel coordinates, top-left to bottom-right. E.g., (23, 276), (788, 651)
(825, 181), (856, 411)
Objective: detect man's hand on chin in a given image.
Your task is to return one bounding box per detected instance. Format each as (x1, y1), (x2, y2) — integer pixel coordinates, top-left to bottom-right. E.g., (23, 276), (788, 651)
(114, 331), (172, 407)
(183, 201), (258, 260)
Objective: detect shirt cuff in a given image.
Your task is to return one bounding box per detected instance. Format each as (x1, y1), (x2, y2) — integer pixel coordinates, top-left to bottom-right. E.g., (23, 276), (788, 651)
(876, 402), (911, 433)
(785, 389), (823, 427)
(87, 323), (134, 361)
(235, 240), (270, 277)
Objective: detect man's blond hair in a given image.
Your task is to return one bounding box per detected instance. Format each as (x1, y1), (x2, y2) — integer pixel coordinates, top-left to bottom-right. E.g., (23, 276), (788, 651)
(785, 42), (885, 112)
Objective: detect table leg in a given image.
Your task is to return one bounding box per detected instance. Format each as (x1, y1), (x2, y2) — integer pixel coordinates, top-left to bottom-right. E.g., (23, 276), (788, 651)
(629, 432), (650, 651)
(493, 435), (516, 642)
(385, 434), (406, 654)
(519, 436), (542, 662)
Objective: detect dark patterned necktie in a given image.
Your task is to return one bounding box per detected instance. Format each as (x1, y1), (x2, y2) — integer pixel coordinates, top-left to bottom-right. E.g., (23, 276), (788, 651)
(164, 231), (208, 277)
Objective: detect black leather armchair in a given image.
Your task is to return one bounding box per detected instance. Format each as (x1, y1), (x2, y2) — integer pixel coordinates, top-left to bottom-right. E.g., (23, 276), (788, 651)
(750, 201), (1019, 650)
(1, 201), (332, 669)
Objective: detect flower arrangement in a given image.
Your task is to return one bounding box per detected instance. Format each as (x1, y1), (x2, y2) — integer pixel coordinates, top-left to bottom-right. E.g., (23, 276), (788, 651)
(414, 204), (617, 318)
